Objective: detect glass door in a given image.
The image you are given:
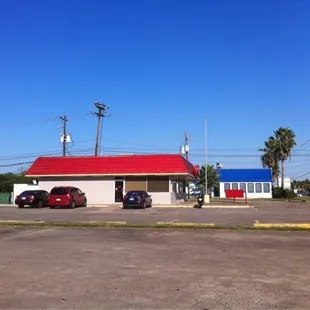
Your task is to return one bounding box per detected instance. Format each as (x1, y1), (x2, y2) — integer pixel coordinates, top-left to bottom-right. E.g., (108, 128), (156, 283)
(114, 180), (124, 203)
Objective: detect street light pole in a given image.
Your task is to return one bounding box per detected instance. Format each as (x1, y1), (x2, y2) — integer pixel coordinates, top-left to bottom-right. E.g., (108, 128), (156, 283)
(204, 116), (210, 203)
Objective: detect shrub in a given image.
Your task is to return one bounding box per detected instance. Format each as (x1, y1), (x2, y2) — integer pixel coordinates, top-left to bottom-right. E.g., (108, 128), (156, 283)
(272, 187), (296, 199)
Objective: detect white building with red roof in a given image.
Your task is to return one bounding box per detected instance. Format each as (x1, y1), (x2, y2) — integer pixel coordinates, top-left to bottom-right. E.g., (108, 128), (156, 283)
(25, 154), (199, 205)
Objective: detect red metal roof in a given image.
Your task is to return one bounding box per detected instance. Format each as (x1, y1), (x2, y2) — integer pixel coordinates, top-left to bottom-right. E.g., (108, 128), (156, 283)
(25, 154), (196, 177)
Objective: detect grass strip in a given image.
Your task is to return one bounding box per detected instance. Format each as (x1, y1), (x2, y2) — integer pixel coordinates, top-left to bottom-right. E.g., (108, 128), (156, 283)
(1, 220), (310, 231)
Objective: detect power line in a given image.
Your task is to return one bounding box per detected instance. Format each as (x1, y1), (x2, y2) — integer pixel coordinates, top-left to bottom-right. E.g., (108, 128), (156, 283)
(103, 137), (170, 149)
(295, 139), (310, 152)
(0, 116), (59, 131)
(3, 147), (310, 161)
(0, 161), (34, 168)
(290, 170), (310, 179)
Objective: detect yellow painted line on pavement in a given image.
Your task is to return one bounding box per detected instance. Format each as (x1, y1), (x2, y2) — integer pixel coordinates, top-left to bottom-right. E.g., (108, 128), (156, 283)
(157, 222), (216, 227)
(254, 223), (310, 229)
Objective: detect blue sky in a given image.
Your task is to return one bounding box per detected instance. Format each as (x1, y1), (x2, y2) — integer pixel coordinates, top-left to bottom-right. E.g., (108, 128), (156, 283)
(0, 0), (310, 179)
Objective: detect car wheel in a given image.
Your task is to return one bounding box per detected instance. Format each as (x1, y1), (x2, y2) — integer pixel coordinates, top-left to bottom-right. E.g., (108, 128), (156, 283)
(142, 202), (146, 209)
(71, 201), (76, 209)
(49, 206), (54, 209)
(37, 201), (43, 208)
(83, 200), (87, 207)
(18, 205), (24, 208)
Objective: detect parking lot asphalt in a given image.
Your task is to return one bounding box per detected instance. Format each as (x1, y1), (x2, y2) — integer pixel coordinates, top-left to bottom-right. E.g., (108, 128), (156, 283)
(1, 201), (310, 225)
(0, 227), (310, 309)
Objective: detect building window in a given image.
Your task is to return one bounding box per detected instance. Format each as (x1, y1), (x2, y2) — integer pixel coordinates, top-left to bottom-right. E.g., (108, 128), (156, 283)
(147, 176), (169, 192)
(255, 183), (262, 193)
(179, 182), (184, 193)
(224, 183), (230, 191)
(247, 183), (254, 193)
(263, 183), (270, 193)
(240, 183), (246, 192)
(125, 176), (147, 191)
(232, 183), (238, 190)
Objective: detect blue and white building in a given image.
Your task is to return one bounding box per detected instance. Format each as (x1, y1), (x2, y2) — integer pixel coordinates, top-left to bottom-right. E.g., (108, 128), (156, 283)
(217, 168), (273, 199)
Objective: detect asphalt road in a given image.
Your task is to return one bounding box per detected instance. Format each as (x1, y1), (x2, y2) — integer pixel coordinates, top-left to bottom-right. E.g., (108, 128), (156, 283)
(1, 202), (310, 225)
(0, 227), (310, 309)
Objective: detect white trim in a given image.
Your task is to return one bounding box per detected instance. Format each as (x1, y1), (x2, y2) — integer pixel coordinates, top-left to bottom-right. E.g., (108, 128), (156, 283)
(219, 181), (272, 199)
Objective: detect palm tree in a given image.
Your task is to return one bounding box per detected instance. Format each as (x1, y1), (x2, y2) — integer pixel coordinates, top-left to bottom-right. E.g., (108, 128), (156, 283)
(199, 164), (219, 193)
(259, 137), (280, 181)
(259, 127), (296, 188)
(274, 127), (296, 188)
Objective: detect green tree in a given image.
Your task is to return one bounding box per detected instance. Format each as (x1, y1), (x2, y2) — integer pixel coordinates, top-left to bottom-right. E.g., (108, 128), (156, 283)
(0, 171), (31, 192)
(199, 164), (219, 193)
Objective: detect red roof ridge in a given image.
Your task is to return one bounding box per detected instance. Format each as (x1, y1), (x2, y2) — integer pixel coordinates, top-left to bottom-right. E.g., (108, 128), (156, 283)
(36, 153), (184, 159)
(26, 153), (196, 177)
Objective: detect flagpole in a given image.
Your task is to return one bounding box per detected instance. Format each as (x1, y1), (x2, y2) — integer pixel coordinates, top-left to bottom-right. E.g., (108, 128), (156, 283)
(204, 115), (209, 203)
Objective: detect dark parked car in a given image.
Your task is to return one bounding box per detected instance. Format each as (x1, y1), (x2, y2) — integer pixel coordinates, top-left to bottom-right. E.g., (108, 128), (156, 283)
(49, 186), (87, 209)
(15, 190), (49, 208)
(123, 190), (152, 209)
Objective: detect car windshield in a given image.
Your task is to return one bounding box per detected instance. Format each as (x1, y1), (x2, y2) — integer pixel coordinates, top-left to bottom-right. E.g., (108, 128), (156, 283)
(50, 188), (68, 195)
(20, 191), (39, 196)
(127, 191), (144, 198)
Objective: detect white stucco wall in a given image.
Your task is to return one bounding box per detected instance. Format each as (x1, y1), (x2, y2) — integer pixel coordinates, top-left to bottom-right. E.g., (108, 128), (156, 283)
(37, 176), (190, 205)
(147, 192), (171, 204)
(219, 182), (272, 199)
(38, 177), (115, 205)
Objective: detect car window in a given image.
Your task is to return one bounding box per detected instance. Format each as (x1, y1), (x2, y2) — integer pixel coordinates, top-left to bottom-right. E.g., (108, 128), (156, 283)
(72, 188), (80, 195)
(127, 191), (143, 198)
(77, 188), (83, 194)
(50, 188), (68, 195)
(20, 190), (38, 196)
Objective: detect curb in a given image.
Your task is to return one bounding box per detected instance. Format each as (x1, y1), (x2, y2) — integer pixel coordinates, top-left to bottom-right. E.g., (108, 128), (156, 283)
(1, 220), (310, 231)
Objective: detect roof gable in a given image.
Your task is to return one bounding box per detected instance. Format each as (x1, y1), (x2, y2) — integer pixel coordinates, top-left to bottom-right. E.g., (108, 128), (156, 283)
(25, 154), (196, 177)
(218, 169), (272, 183)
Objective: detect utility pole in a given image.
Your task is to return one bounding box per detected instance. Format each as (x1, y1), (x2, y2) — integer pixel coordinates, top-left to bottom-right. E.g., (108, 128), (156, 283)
(92, 101), (110, 156)
(182, 132), (192, 199)
(184, 132), (192, 160)
(184, 132), (189, 160)
(60, 115), (68, 157)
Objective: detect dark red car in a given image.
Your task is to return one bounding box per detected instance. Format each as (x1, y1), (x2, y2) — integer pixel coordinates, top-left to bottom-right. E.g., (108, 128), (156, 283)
(15, 190), (49, 208)
(48, 186), (87, 209)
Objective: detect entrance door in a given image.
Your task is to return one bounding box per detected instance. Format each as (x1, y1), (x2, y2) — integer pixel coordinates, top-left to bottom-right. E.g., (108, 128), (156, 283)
(114, 181), (124, 203)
